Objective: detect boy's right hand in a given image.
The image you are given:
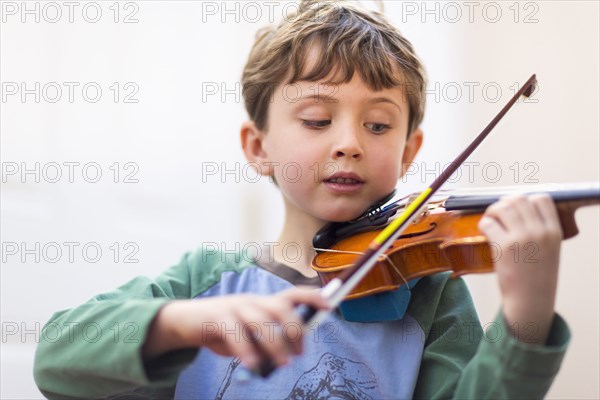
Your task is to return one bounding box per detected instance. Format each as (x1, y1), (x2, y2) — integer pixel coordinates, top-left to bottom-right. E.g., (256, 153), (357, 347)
(142, 287), (330, 369)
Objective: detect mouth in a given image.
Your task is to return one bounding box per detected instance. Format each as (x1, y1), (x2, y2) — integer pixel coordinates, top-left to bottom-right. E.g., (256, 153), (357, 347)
(323, 173), (365, 193)
(324, 177), (364, 184)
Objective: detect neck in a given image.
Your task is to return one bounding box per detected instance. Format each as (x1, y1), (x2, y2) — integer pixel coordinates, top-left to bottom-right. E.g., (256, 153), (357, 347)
(272, 202), (327, 278)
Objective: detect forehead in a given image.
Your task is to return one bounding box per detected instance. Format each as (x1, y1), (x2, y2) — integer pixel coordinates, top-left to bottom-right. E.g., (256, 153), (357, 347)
(285, 76), (408, 111)
(277, 42), (410, 106)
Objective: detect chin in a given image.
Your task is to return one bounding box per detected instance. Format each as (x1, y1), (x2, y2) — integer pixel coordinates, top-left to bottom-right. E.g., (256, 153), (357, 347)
(319, 208), (365, 223)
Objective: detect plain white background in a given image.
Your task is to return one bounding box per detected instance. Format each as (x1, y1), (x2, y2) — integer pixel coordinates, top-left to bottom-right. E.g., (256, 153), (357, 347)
(1, 1), (598, 398)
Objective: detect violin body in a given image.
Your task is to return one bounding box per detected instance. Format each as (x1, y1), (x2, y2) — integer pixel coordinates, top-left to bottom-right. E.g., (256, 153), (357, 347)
(312, 183), (600, 300)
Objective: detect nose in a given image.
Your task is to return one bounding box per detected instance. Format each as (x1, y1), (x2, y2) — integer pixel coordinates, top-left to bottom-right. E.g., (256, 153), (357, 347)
(332, 125), (363, 161)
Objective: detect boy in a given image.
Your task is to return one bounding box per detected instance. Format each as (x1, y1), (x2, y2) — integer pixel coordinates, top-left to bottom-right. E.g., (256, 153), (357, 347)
(34, 1), (569, 398)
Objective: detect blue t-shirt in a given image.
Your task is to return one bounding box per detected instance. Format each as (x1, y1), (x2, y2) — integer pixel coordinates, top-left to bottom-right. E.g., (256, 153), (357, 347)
(175, 260), (425, 399)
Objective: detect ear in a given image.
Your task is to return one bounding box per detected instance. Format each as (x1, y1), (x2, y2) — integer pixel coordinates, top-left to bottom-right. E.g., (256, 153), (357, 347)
(400, 128), (423, 178)
(240, 120), (273, 177)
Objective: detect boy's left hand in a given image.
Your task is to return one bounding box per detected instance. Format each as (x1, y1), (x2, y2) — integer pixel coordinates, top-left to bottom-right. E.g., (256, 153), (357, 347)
(478, 194), (563, 345)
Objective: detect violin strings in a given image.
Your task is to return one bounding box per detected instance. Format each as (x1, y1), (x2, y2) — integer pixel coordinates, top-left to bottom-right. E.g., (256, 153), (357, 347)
(382, 257), (409, 289)
(313, 247), (364, 256)
(313, 247), (410, 293)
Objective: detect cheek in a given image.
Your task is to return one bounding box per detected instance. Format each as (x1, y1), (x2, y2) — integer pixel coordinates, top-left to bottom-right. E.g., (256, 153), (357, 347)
(371, 151), (403, 182)
(270, 147), (321, 188)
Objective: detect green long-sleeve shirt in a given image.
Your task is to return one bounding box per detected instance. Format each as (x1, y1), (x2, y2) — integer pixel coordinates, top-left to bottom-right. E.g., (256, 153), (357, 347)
(33, 248), (570, 399)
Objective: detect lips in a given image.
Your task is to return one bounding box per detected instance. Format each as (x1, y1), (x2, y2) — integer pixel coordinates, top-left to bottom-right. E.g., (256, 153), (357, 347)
(324, 172), (364, 184)
(326, 177), (362, 184)
(323, 172), (364, 193)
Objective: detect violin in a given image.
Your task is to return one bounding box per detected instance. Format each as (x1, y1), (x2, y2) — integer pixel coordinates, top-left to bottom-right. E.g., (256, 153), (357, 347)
(311, 183), (600, 300)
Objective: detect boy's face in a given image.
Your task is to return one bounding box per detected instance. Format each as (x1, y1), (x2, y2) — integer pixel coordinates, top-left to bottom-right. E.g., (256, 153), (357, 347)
(242, 68), (422, 224)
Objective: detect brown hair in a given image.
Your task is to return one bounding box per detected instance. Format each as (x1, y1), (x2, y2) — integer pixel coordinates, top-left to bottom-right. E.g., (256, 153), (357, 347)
(241, 0), (427, 136)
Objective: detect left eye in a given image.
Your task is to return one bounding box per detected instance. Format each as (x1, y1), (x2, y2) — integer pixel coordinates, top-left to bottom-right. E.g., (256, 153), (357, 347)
(302, 120), (331, 129)
(366, 123), (391, 134)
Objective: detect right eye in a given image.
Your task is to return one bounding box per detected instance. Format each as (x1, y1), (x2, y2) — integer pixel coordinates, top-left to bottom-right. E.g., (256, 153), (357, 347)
(301, 120), (331, 129)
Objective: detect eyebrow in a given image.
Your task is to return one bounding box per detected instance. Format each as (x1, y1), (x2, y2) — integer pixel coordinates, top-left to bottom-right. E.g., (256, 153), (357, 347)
(368, 97), (403, 113)
(296, 94), (402, 113)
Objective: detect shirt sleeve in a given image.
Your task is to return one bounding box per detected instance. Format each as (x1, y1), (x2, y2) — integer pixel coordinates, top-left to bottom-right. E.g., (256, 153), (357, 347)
(452, 311), (570, 399)
(33, 252), (199, 399)
(411, 273), (570, 399)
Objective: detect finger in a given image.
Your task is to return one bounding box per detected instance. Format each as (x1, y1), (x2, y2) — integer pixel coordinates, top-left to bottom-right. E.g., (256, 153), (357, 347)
(478, 214), (506, 241)
(277, 288), (331, 354)
(258, 298), (305, 355)
(235, 305), (290, 367)
(478, 215), (507, 263)
(511, 195), (546, 231)
(485, 195), (525, 231)
(279, 287), (331, 310)
(530, 194), (563, 239)
(219, 314), (260, 369)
